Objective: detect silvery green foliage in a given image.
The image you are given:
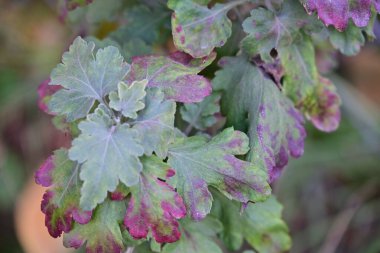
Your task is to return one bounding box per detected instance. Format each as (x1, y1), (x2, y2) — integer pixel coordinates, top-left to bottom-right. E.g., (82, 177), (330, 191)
(36, 0), (374, 251)
(48, 37), (130, 121)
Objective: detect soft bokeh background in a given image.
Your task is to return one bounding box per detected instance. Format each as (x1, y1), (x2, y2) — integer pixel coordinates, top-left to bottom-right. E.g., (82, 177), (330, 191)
(0, 1), (379, 253)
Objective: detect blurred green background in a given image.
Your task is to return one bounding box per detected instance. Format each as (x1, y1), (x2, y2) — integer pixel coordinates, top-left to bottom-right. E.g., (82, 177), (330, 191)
(0, 1), (379, 253)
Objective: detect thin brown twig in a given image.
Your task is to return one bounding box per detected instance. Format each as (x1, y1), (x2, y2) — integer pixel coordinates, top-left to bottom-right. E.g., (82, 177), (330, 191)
(318, 181), (378, 253)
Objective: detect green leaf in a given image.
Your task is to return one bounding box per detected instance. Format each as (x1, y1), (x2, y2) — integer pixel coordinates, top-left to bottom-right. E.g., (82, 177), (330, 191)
(168, 0), (246, 58)
(63, 200), (126, 253)
(168, 127), (270, 220)
(48, 37), (130, 121)
(329, 23), (365, 56)
(213, 55), (306, 182)
(243, 196), (291, 253)
(109, 80), (147, 119)
(279, 37), (341, 132)
(124, 156), (186, 243)
(211, 191), (244, 251)
(69, 105), (144, 210)
(162, 217), (223, 253)
(111, 4), (171, 45)
(241, 1), (321, 61)
(180, 92), (221, 131)
(35, 149), (92, 238)
(131, 89), (176, 158)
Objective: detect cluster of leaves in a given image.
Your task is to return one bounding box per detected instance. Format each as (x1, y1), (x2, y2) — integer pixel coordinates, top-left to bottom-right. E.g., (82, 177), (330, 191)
(36, 0), (377, 252)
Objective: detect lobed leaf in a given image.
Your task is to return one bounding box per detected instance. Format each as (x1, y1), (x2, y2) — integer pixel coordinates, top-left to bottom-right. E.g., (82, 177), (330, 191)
(279, 38), (341, 132)
(109, 80), (147, 119)
(213, 55), (306, 182)
(131, 89), (176, 158)
(48, 37), (130, 121)
(301, 0), (380, 31)
(125, 51), (215, 103)
(63, 200), (126, 253)
(180, 92), (222, 131)
(69, 105), (144, 210)
(162, 217), (223, 253)
(168, 0), (245, 58)
(242, 1), (322, 61)
(35, 149), (92, 238)
(243, 196), (291, 253)
(124, 156), (186, 243)
(168, 127), (270, 220)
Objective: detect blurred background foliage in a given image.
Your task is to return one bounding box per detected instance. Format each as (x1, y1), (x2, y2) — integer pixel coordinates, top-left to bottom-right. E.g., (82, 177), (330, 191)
(0, 1), (379, 253)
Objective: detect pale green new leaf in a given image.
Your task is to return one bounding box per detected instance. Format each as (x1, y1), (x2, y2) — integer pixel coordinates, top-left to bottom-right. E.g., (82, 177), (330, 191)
(168, 0), (245, 58)
(69, 105), (144, 210)
(109, 80), (147, 119)
(131, 89), (176, 158)
(48, 37), (130, 121)
(180, 92), (221, 131)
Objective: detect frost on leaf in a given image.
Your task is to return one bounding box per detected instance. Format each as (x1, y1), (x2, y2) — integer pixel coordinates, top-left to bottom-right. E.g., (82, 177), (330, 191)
(69, 105), (144, 211)
(213, 55), (306, 182)
(131, 89), (176, 158)
(168, 0), (241, 58)
(124, 156), (186, 243)
(125, 51), (215, 103)
(48, 37), (130, 121)
(162, 217), (223, 253)
(279, 38), (341, 132)
(180, 92), (222, 131)
(35, 149), (92, 238)
(242, 1), (321, 61)
(109, 80), (147, 119)
(301, 0), (380, 31)
(64, 200), (126, 253)
(242, 196), (291, 253)
(168, 127), (270, 220)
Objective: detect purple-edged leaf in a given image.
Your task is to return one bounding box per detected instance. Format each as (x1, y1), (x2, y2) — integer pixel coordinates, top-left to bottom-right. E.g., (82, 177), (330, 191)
(125, 52), (215, 103)
(213, 55), (306, 182)
(309, 77), (341, 132)
(301, 0), (378, 31)
(168, 127), (270, 220)
(168, 0), (245, 58)
(66, 0), (94, 11)
(35, 149), (92, 238)
(279, 37), (341, 132)
(125, 156), (186, 243)
(63, 199), (125, 253)
(37, 79), (61, 115)
(48, 37), (130, 121)
(131, 89), (176, 158)
(242, 1), (322, 61)
(69, 105), (144, 211)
